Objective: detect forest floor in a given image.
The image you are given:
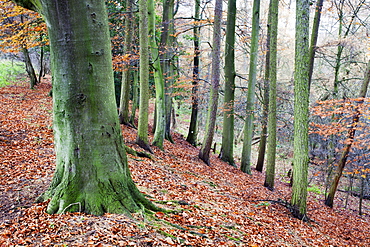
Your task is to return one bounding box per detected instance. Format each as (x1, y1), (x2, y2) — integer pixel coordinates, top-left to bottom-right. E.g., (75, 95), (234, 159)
(1, 79), (369, 246)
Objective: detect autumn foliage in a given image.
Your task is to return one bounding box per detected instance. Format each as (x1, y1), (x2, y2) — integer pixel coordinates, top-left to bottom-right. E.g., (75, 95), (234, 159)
(310, 98), (370, 178)
(0, 0), (47, 53)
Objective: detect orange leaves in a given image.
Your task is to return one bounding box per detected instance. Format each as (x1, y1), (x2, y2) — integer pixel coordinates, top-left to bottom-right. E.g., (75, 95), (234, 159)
(0, 0), (48, 53)
(1, 80), (370, 246)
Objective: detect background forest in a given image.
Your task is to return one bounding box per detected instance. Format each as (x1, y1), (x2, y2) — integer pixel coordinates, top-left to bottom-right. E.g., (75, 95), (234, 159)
(0, 0), (370, 245)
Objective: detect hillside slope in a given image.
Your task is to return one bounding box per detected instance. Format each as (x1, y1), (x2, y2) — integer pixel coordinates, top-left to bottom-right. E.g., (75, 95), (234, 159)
(1, 80), (369, 246)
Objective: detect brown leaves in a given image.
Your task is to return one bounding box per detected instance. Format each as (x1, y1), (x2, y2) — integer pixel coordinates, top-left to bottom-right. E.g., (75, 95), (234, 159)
(0, 80), (369, 246)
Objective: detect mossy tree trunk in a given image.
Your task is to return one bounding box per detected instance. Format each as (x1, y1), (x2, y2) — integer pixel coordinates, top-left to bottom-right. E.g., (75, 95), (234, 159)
(263, 0), (278, 190)
(221, 0), (236, 166)
(130, 69), (139, 126)
(256, 0), (272, 172)
(148, 0), (166, 149)
(160, 0), (176, 143)
(240, 0), (260, 174)
(14, 0), (159, 215)
(308, 0), (323, 90)
(137, 0), (152, 152)
(186, 0), (201, 146)
(198, 0), (222, 165)
(291, 0), (310, 220)
(118, 0), (134, 125)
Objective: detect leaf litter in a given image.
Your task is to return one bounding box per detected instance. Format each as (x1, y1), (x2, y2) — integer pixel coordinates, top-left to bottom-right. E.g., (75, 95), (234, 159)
(0, 79), (369, 246)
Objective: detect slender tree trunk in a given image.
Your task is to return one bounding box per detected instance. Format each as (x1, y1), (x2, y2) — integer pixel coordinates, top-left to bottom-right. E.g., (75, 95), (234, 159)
(186, 0), (201, 146)
(263, 0), (278, 189)
(137, 0), (152, 152)
(119, 0), (134, 125)
(38, 41), (44, 84)
(359, 177), (364, 215)
(160, 0), (175, 143)
(291, 0), (310, 220)
(199, 0), (222, 165)
(221, 0), (236, 166)
(256, 0), (272, 172)
(240, 0), (261, 174)
(149, 0), (166, 149)
(130, 69), (139, 127)
(325, 60), (370, 208)
(13, 0), (159, 215)
(308, 0), (324, 90)
(22, 47), (38, 89)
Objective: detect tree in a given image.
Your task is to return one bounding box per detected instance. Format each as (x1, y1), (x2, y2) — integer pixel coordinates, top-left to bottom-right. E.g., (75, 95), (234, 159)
(255, 0), (276, 173)
(148, 0), (166, 149)
(221, 0), (236, 166)
(198, 0), (222, 165)
(136, 0), (152, 152)
(240, 0), (261, 174)
(0, 0), (47, 88)
(291, 0), (310, 220)
(13, 0), (158, 215)
(186, 0), (201, 146)
(308, 0), (324, 90)
(118, 0), (134, 125)
(325, 60), (370, 207)
(331, 0), (365, 99)
(263, 0), (278, 189)
(160, 0), (176, 143)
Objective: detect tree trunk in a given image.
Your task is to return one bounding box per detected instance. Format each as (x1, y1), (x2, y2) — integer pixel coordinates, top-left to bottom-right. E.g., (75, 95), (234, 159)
(14, 0), (159, 215)
(240, 0), (261, 174)
(198, 0), (222, 165)
(256, 0), (273, 172)
(308, 0), (324, 90)
(137, 0), (152, 152)
(291, 0), (310, 220)
(38, 40), (44, 84)
(119, 0), (134, 125)
(22, 47), (38, 89)
(160, 0), (175, 143)
(221, 0), (236, 166)
(149, 0), (166, 150)
(186, 0), (201, 146)
(263, 0), (278, 189)
(325, 60), (370, 208)
(130, 69), (139, 127)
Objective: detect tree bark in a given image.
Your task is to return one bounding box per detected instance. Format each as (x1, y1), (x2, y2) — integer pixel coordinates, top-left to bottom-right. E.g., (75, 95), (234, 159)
(22, 47), (38, 89)
(256, 0), (272, 172)
(221, 0), (236, 166)
(186, 0), (201, 146)
(291, 0), (310, 220)
(118, 0), (134, 125)
(263, 0), (278, 189)
(198, 0), (222, 165)
(240, 0), (261, 174)
(130, 69), (139, 127)
(137, 0), (152, 152)
(13, 0), (159, 215)
(149, 0), (166, 149)
(160, 0), (175, 143)
(308, 0), (324, 90)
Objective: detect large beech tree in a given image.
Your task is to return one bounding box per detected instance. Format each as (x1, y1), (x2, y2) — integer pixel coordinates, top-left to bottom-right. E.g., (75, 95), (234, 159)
(13, 0), (158, 215)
